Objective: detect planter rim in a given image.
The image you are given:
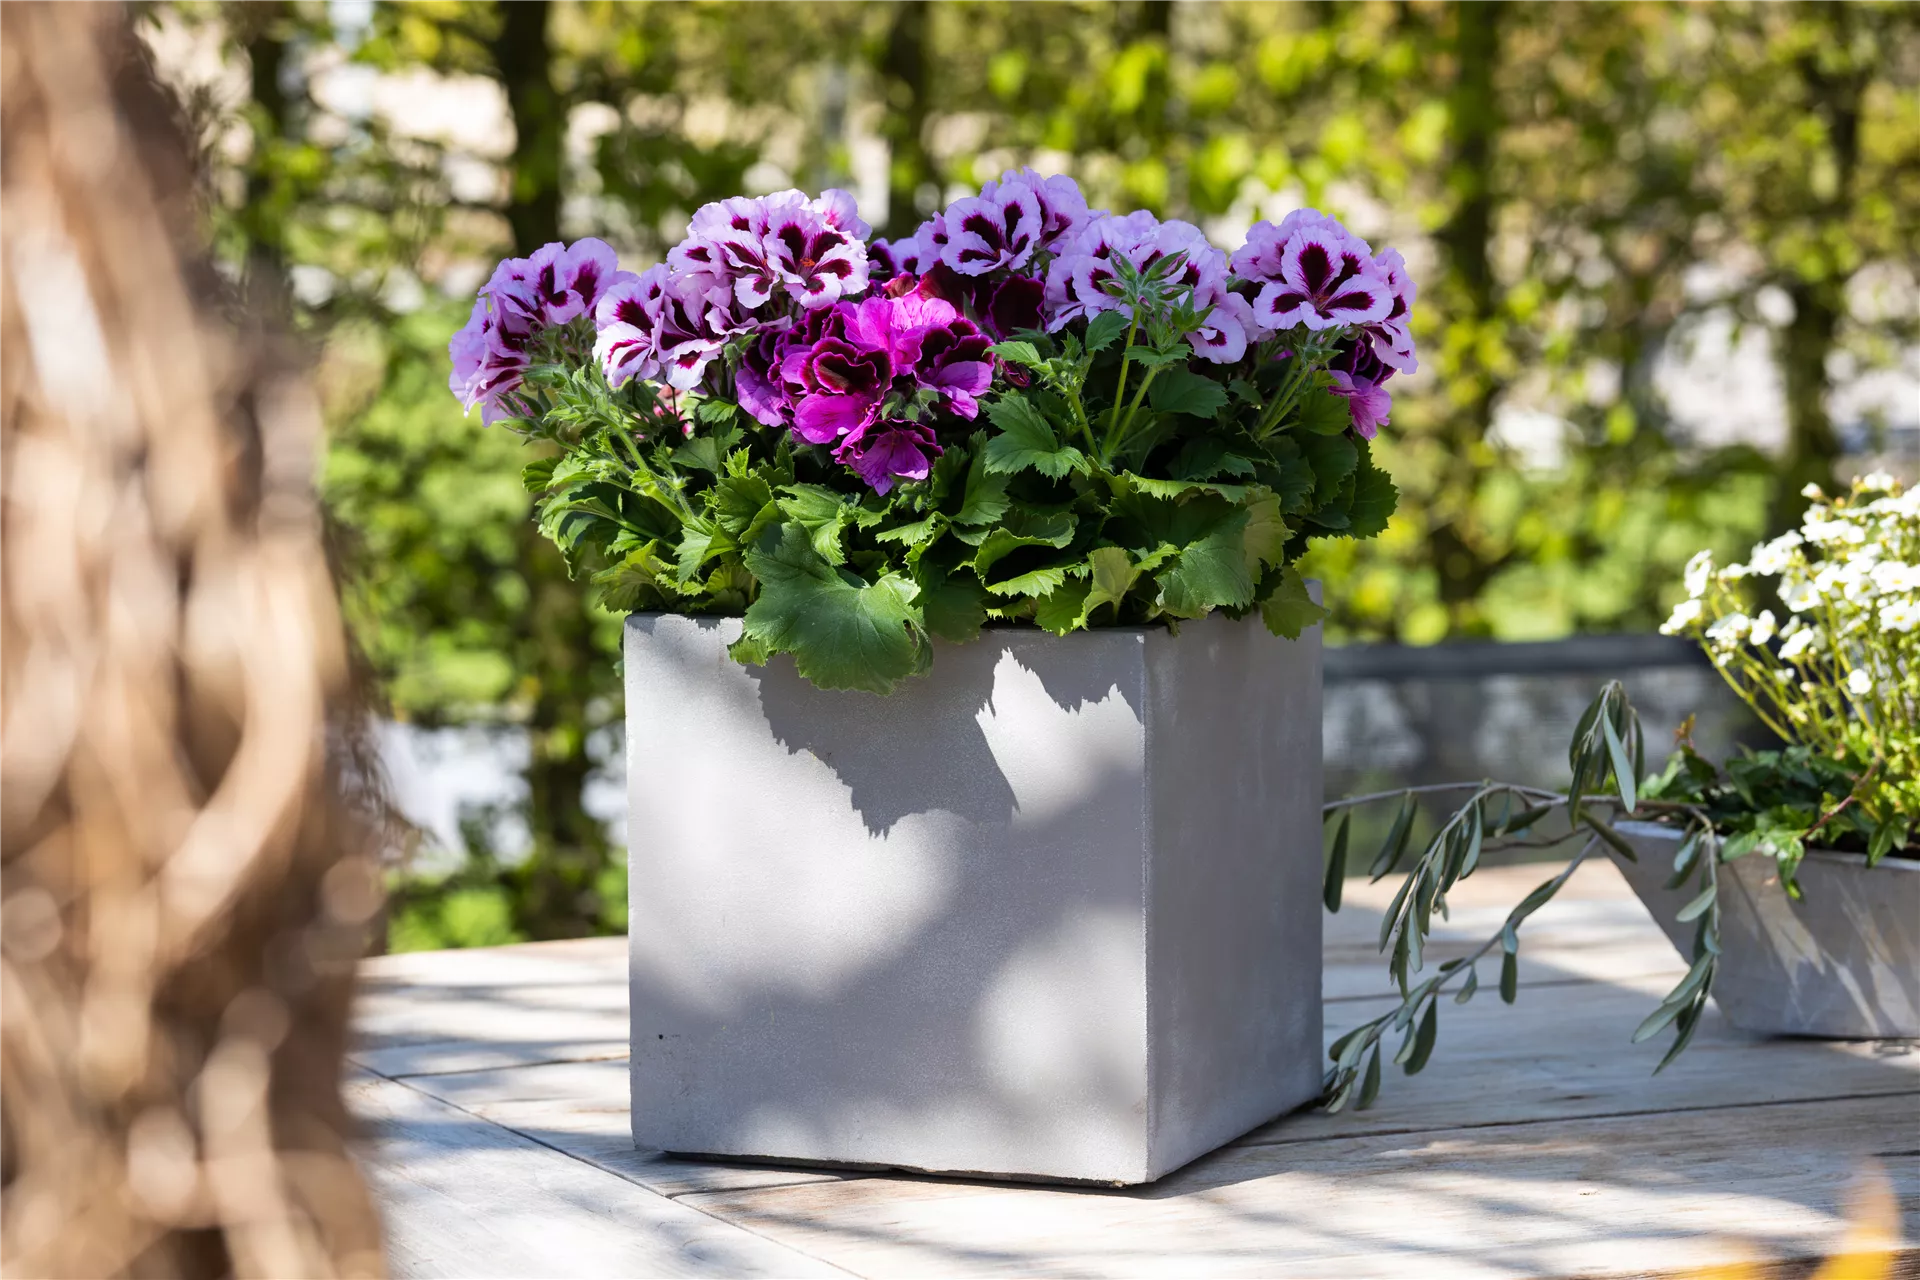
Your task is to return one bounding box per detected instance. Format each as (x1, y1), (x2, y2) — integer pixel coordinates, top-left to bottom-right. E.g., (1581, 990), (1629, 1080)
(1613, 818), (1920, 872)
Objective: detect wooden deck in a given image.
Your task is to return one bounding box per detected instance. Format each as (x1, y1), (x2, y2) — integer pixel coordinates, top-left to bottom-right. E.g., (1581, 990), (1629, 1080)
(348, 859), (1920, 1278)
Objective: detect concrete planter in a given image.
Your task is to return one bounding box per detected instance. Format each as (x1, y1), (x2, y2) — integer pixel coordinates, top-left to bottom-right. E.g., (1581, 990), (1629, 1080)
(624, 610), (1324, 1184)
(1611, 822), (1920, 1038)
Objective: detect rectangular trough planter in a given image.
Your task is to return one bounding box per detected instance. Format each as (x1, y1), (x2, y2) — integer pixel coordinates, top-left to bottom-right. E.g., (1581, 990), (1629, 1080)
(1612, 821), (1920, 1039)
(624, 610), (1324, 1185)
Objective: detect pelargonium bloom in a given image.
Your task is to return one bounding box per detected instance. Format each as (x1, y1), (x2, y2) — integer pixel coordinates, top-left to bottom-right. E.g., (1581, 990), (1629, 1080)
(1044, 212), (1253, 363)
(869, 234), (927, 284)
(594, 265), (753, 391)
(448, 292), (536, 423)
(936, 169), (1091, 277)
(1361, 247), (1417, 373)
(1325, 334), (1394, 439)
(1231, 209), (1393, 332)
(667, 189), (871, 312)
(838, 420), (942, 495)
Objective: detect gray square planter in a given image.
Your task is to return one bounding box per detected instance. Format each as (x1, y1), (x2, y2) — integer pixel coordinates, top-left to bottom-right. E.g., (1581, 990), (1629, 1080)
(624, 610), (1324, 1184)
(1612, 822), (1920, 1038)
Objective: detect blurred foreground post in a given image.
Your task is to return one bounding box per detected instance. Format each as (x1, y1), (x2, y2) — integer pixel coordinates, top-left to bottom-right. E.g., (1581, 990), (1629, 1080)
(1, 3), (385, 1275)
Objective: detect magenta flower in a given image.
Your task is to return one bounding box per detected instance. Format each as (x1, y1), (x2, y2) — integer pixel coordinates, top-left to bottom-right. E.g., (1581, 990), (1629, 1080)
(838, 420), (941, 495)
(983, 275), (1045, 339)
(594, 266), (750, 391)
(1326, 334), (1395, 439)
(1232, 209), (1392, 332)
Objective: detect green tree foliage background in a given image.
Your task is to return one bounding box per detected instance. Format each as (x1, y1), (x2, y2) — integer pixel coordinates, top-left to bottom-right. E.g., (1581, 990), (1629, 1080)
(143, 0), (1919, 948)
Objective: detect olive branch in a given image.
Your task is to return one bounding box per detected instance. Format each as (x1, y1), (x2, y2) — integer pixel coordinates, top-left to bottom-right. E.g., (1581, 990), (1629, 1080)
(1320, 680), (1725, 1112)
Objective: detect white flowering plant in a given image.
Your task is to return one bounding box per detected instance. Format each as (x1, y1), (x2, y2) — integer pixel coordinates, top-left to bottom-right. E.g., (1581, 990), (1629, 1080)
(1653, 473), (1919, 880)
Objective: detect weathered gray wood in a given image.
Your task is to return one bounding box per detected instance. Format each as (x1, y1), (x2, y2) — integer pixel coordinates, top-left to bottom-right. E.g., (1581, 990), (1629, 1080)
(348, 1072), (854, 1279)
(394, 1058), (861, 1198)
(348, 858), (1920, 1278)
(676, 1096), (1919, 1278)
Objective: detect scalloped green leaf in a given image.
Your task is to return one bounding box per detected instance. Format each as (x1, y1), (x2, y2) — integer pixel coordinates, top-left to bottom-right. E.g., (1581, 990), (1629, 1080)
(741, 524), (926, 694)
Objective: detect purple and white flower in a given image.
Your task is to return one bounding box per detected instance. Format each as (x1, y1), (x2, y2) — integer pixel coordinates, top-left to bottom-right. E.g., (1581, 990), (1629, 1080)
(1043, 212), (1252, 363)
(1326, 334), (1395, 440)
(1231, 209), (1393, 332)
(668, 189), (871, 312)
(936, 169), (1091, 277)
(594, 266), (752, 392)
(448, 293), (536, 424)
(1361, 247), (1417, 373)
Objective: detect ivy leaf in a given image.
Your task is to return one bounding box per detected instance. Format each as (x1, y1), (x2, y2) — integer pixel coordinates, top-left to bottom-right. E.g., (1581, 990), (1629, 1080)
(1260, 565), (1328, 639)
(954, 445), (1012, 525)
(1084, 309), (1129, 353)
(1080, 546), (1139, 623)
(740, 524), (926, 695)
(1149, 368), (1229, 420)
(984, 395), (1088, 478)
(778, 484), (853, 565)
(1156, 506), (1254, 617)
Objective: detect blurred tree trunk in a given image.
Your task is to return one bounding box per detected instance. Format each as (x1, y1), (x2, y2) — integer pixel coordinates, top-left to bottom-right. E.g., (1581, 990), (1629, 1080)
(234, 0), (290, 313)
(488, 0), (611, 939)
(879, 0), (932, 240)
(1427, 0), (1508, 623)
(1, 5), (385, 1273)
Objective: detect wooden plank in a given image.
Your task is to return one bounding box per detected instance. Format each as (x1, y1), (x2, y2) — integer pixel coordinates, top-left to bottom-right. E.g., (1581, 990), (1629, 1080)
(348, 1072), (854, 1279)
(1278, 984), (1919, 1145)
(677, 1095), (1919, 1279)
(392, 1057), (861, 1199)
(353, 937), (629, 1076)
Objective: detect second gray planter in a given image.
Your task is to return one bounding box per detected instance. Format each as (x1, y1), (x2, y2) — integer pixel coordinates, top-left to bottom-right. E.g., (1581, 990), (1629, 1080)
(624, 611), (1324, 1185)
(1612, 821), (1920, 1038)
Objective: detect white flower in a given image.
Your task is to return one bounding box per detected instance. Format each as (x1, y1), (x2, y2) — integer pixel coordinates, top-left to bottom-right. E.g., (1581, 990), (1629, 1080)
(1682, 550), (1714, 598)
(1871, 561), (1920, 595)
(1778, 615), (1803, 639)
(1860, 471), (1896, 492)
(1704, 612), (1751, 652)
(1846, 668), (1873, 698)
(1778, 627), (1822, 662)
(1747, 532), (1803, 577)
(1660, 599), (1704, 635)
(1748, 609), (1777, 646)
(1801, 482), (1826, 500)
(1780, 575), (1822, 613)
(1719, 562), (1752, 581)
(1802, 515), (1864, 547)
(1881, 598), (1920, 633)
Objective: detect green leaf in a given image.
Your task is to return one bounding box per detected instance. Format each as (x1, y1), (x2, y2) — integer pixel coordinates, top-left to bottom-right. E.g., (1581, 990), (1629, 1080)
(1499, 950), (1519, 1004)
(726, 631), (773, 666)
(778, 484), (854, 566)
(1371, 795), (1417, 879)
(988, 340), (1043, 368)
(1033, 580), (1093, 634)
(1674, 882), (1717, 922)
(672, 423), (742, 474)
(1295, 386), (1354, 435)
(1324, 811), (1350, 912)
(876, 515), (945, 546)
(1357, 1044), (1383, 1110)
(1653, 997), (1707, 1072)
(1602, 712), (1638, 814)
(522, 456), (558, 494)
(984, 564), (1071, 599)
(1081, 546), (1138, 623)
(1156, 507), (1254, 616)
(984, 396), (1087, 478)
(1148, 368), (1229, 420)
(918, 573), (986, 643)
(1404, 1000), (1438, 1074)
(1585, 814), (1640, 861)
(1631, 995), (1687, 1044)
(948, 449), (1011, 528)
(1297, 431), (1359, 494)
(710, 473), (779, 544)
(1455, 967), (1479, 1004)
(1084, 309), (1129, 353)
(740, 524), (926, 695)
(674, 524), (730, 585)
(1242, 495), (1290, 568)
(1345, 457), (1398, 539)
(1259, 565), (1328, 639)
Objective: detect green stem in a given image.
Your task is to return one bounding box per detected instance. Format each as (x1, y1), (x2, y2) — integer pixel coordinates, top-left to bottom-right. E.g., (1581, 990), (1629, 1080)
(1101, 311), (1143, 461)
